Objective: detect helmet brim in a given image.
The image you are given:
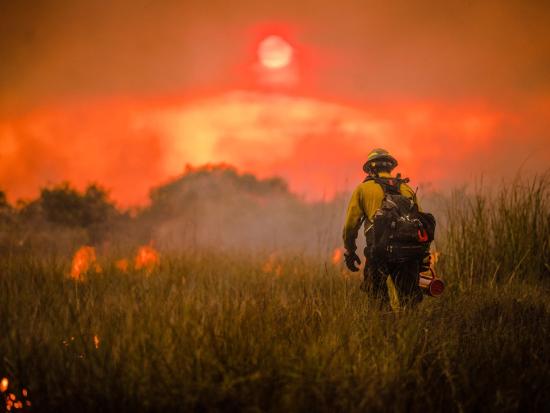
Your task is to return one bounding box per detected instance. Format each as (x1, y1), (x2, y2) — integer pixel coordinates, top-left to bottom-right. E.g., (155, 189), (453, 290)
(362, 154), (398, 173)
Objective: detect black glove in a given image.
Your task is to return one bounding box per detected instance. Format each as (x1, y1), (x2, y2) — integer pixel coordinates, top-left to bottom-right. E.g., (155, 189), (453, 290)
(344, 251), (361, 272)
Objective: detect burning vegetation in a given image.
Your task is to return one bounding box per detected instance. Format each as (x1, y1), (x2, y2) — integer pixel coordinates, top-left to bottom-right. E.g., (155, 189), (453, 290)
(134, 245), (160, 273)
(70, 246), (101, 281)
(0, 170), (549, 411)
(70, 245), (161, 279)
(0, 377), (31, 411)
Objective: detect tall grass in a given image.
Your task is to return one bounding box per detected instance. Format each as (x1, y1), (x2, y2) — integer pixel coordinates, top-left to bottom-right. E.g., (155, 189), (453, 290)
(441, 174), (550, 289)
(0, 176), (549, 412)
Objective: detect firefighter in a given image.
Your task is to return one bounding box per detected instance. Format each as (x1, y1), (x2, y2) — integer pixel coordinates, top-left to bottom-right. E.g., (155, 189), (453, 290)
(342, 148), (425, 308)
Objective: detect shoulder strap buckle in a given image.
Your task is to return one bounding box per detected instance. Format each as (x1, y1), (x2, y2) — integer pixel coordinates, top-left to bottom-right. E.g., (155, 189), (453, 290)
(363, 173), (410, 195)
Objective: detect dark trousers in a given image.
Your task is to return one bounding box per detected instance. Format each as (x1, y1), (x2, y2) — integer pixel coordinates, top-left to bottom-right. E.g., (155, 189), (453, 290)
(361, 258), (424, 308)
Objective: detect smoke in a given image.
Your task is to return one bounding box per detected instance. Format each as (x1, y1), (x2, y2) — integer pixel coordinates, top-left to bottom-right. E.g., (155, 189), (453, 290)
(2, 1), (550, 109)
(135, 165), (345, 254)
(1, 1), (549, 204)
(0, 101), (166, 205)
(1, 91), (548, 206)
(1, 164), (349, 257)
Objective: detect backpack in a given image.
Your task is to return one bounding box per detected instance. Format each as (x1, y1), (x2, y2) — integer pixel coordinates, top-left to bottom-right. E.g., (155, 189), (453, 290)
(365, 175), (436, 265)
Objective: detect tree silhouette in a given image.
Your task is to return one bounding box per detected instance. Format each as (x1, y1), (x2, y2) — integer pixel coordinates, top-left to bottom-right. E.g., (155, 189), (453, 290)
(37, 182), (119, 243)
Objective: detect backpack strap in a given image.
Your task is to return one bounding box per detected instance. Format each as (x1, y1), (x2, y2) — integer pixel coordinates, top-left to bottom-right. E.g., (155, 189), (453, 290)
(363, 173), (410, 195)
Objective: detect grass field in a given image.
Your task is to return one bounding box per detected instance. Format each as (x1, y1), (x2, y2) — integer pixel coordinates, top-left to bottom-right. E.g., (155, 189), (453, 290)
(1, 176), (549, 412)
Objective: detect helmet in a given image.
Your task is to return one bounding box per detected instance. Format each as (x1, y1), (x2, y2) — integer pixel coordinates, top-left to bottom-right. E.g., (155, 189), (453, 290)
(362, 148), (398, 173)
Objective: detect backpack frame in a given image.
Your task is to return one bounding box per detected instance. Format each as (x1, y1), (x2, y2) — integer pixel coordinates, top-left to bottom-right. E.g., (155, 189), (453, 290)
(365, 175), (435, 265)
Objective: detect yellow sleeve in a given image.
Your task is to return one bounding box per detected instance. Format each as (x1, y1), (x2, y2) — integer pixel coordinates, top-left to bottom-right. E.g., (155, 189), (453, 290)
(342, 186), (365, 253)
(362, 183), (384, 223)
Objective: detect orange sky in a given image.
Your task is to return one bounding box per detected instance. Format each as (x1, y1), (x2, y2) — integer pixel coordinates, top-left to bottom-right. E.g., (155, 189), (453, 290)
(1, 1), (549, 205)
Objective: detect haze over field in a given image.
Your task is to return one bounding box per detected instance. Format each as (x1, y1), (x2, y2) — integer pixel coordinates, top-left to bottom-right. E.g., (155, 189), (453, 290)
(1, 4), (549, 411)
(1, 0), (549, 205)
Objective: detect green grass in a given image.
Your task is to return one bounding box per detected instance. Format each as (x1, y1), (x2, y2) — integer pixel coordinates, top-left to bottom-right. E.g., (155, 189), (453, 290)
(1, 255), (549, 412)
(1, 175), (549, 412)
(441, 174), (550, 289)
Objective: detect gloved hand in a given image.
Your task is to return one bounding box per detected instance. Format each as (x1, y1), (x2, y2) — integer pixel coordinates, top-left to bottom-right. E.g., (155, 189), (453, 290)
(344, 251), (361, 272)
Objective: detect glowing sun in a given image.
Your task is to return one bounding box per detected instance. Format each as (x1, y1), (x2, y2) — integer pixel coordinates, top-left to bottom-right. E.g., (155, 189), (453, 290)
(258, 35), (293, 69)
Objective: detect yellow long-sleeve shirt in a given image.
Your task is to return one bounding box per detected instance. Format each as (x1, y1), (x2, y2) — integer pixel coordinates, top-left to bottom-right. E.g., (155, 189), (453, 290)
(342, 172), (418, 253)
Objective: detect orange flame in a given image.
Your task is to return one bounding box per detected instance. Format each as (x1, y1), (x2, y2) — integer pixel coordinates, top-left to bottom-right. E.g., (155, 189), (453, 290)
(93, 335), (100, 349)
(262, 253), (276, 273)
(262, 252), (283, 277)
(430, 250), (440, 266)
(423, 250), (440, 274)
(331, 247), (343, 264)
(0, 377), (8, 392)
(134, 245), (160, 273)
(115, 258), (129, 272)
(70, 246), (101, 281)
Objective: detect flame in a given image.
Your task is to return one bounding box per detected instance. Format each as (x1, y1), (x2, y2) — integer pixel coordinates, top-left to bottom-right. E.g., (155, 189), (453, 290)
(115, 258), (129, 272)
(0, 377), (7, 392)
(331, 247), (343, 264)
(421, 249), (442, 277)
(262, 252), (283, 277)
(70, 246), (101, 281)
(93, 335), (100, 349)
(262, 252), (276, 273)
(430, 250), (440, 265)
(134, 245), (160, 273)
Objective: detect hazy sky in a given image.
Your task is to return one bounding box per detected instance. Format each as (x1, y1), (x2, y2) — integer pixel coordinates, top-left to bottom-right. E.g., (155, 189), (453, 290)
(3, 0), (550, 109)
(1, 0), (549, 204)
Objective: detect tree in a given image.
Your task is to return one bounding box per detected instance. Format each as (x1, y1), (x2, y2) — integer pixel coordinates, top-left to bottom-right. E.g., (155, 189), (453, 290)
(37, 182), (120, 243)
